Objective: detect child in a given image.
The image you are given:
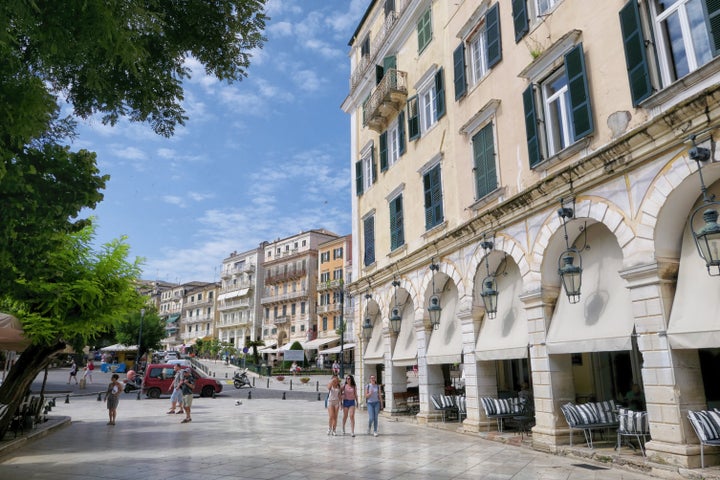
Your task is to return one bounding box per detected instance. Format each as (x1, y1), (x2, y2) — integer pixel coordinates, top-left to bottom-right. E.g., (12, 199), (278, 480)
(105, 373), (122, 425)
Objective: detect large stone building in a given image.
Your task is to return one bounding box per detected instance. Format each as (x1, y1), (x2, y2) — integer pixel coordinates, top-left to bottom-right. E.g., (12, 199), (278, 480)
(260, 230), (340, 352)
(217, 246), (265, 349)
(343, 0), (720, 469)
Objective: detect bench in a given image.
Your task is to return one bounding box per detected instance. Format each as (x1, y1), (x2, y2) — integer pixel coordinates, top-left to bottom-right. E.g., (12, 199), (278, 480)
(561, 400), (619, 448)
(431, 394), (458, 422)
(688, 410), (720, 468)
(480, 397), (523, 432)
(616, 408), (650, 456)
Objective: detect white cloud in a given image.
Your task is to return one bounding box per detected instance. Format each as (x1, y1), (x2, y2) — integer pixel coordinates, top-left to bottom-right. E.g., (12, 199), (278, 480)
(268, 21), (293, 37)
(113, 146), (147, 161)
(293, 70), (323, 92)
(162, 195), (184, 207)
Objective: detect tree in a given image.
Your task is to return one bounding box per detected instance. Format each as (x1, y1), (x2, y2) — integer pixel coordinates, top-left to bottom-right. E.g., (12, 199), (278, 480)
(0, 226), (143, 438)
(115, 308), (167, 366)
(245, 339), (265, 365)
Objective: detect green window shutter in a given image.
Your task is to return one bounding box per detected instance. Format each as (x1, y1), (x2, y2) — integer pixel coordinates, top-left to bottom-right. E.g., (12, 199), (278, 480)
(355, 161), (364, 196)
(512, 0), (529, 43)
(390, 195), (404, 250)
(383, 55), (397, 72)
(398, 110), (406, 155)
(453, 43), (467, 100)
(371, 146), (377, 184)
(619, 0), (653, 105)
(472, 123), (497, 199)
(380, 132), (388, 172)
(407, 95), (420, 140)
(363, 216), (375, 266)
(565, 43), (594, 141)
(435, 68), (446, 120)
(486, 3), (502, 68)
(424, 165), (444, 230)
(417, 8), (432, 53)
(523, 84), (542, 168)
(706, 0), (720, 55)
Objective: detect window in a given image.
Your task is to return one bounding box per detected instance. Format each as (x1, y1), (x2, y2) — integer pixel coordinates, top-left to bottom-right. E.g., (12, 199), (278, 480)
(620, 0), (719, 106)
(320, 251), (330, 263)
(536, 0), (559, 15)
(361, 35), (370, 57)
(389, 194), (405, 250)
(322, 317), (328, 331)
(333, 247), (343, 259)
(320, 272), (330, 283)
(333, 268), (343, 280)
(417, 7), (432, 53)
(512, 0), (562, 42)
(355, 142), (376, 196)
(423, 164), (444, 230)
(408, 69), (446, 141)
(291, 303), (296, 315)
(522, 43), (593, 167)
(364, 214), (376, 266)
(380, 114), (406, 171)
(454, 3), (502, 100)
(473, 123), (497, 199)
(301, 302), (306, 314)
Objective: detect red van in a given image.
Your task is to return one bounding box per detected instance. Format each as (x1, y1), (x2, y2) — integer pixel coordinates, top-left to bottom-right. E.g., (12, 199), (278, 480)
(142, 363), (223, 398)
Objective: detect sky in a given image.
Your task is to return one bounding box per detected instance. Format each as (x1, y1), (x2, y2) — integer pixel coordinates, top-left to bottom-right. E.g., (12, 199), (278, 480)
(71, 0), (371, 285)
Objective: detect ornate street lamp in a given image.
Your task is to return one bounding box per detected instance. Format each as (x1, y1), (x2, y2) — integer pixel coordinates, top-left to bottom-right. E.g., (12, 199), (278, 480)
(362, 293), (374, 341)
(427, 263), (442, 329)
(558, 198), (583, 304)
(688, 136), (720, 275)
(389, 279), (403, 333)
(480, 237), (499, 319)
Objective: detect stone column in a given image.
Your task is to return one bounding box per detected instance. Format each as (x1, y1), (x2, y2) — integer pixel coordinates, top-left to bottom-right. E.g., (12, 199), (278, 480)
(620, 262), (703, 468)
(457, 298), (486, 432)
(414, 308), (435, 424)
(520, 286), (575, 449)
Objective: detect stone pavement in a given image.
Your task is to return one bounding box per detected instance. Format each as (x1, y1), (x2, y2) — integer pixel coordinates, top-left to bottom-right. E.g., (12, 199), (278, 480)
(0, 365), (715, 479)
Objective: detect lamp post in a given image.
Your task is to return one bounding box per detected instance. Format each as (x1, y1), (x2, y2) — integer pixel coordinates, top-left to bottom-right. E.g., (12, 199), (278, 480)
(557, 198), (583, 303)
(339, 286), (345, 379)
(137, 308), (145, 373)
(428, 263), (442, 329)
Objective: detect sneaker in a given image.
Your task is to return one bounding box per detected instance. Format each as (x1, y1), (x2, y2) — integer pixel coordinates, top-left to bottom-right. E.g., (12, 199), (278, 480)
(327, 429), (331, 436)
(342, 428), (346, 436)
(181, 418), (191, 423)
(332, 430), (336, 436)
(367, 428), (371, 435)
(374, 432), (378, 437)
(351, 433), (355, 437)
(176, 410), (184, 414)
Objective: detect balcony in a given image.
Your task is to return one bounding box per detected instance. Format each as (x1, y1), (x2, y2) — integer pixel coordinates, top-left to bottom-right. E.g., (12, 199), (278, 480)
(363, 69), (408, 133)
(218, 297), (252, 311)
(265, 267), (306, 285)
(350, 0), (411, 93)
(318, 279), (344, 292)
(274, 315), (291, 326)
(221, 263), (256, 278)
(260, 288), (309, 305)
(318, 302), (342, 315)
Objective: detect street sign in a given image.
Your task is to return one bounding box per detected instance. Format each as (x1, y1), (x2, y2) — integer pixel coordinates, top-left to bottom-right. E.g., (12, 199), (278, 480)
(283, 350), (304, 361)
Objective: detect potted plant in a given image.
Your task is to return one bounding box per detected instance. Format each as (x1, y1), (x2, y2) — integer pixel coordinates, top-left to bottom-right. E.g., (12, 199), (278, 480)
(299, 377), (310, 384)
(276, 375), (285, 382)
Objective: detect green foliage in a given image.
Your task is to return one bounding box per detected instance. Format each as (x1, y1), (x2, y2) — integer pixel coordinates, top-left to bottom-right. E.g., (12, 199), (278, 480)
(245, 339), (265, 364)
(1, 224), (143, 348)
(115, 308), (167, 361)
(289, 341), (303, 350)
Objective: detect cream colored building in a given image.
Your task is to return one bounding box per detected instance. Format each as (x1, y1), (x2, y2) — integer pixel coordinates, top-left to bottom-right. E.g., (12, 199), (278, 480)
(159, 281), (208, 350)
(260, 230), (339, 353)
(343, 0), (720, 469)
(217, 247), (264, 350)
(180, 282), (219, 347)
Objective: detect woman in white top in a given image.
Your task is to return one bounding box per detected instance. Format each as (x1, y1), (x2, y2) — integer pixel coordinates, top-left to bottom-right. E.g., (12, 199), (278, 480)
(326, 374), (341, 435)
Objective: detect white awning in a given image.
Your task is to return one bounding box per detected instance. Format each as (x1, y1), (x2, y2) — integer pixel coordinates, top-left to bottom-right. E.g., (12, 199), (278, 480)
(545, 225), (634, 354)
(391, 304), (417, 366)
(258, 343), (277, 353)
(425, 289), (462, 364)
(667, 223), (720, 348)
(217, 288), (249, 301)
(0, 312), (30, 351)
(100, 343), (137, 352)
(303, 336), (339, 350)
(475, 261), (529, 360)
(319, 343), (355, 355)
(280, 340), (305, 351)
(363, 318), (385, 364)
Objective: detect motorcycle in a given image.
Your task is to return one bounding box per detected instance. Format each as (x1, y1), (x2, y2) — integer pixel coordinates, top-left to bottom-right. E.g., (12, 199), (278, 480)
(233, 369), (252, 389)
(123, 369), (143, 394)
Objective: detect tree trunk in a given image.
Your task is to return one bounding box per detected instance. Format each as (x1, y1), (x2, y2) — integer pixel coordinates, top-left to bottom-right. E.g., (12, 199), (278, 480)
(0, 341), (65, 439)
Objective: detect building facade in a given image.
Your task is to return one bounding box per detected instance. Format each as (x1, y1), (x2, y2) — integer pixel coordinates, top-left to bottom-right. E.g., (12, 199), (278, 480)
(343, 0), (720, 469)
(260, 230), (340, 351)
(179, 282), (219, 347)
(217, 247), (265, 349)
(159, 281), (209, 351)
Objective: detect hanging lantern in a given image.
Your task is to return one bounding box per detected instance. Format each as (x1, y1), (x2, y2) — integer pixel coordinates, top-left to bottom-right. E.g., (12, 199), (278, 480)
(558, 200), (583, 303)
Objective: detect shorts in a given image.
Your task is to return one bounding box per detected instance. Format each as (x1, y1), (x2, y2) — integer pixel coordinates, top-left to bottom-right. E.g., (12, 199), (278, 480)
(342, 399), (356, 409)
(170, 389), (183, 404)
(106, 395), (119, 410)
(182, 394), (193, 407)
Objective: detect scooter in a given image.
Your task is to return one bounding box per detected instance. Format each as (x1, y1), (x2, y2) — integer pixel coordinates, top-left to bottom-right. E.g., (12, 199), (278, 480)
(233, 369), (252, 389)
(123, 370), (143, 394)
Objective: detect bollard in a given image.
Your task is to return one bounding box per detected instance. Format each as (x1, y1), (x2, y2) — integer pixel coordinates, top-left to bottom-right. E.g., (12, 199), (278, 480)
(266, 378), (270, 388)
(50, 398), (56, 407)
(212, 372), (215, 377)
(212, 391), (216, 398)
(65, 394), (70, 404)
(97, 392), (102, 402)
(225, 372), (228, 378)
(316, 381), (319, 392)
(252, 377), (255, 387)
(248, 390), (252, 400)
(318, 392), (321, 401)
(290, 379), (293, 391)
(136, 390), (141, 400)
(282, 392), (286, 400)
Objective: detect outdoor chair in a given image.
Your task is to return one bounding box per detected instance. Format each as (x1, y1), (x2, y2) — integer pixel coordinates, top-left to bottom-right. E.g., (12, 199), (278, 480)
(561, 400), (619, 449)
(480, 396), (522, 432)
(616, 408), (650, 456)
(431, 394), (458, 423)
(688, 410), (720, 468)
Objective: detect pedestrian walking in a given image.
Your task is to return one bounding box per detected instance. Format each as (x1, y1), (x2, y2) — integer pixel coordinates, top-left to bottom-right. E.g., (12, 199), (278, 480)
(340, 374), (358, 437)
(332, 360), (339, 375)
(67, 359), (78, 384)
(86, 360), (94, 383)
(326, 374), (341, 436)
(180, 369), (195, 423)
(167, 364), (184, 415)
(365, 375), (383, 436)
(104, 373), (122, 425)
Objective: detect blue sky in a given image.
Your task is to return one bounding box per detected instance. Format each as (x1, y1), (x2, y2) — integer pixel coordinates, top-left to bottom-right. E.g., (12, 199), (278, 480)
(72, 0), (370, 284)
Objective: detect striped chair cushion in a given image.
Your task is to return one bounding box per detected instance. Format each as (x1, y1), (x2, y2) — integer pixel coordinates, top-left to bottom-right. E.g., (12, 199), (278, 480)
(595, 400), (618, 423)
(576, 403), (600, 424)
(688, 410), (720, 442)
(455, 395), (466, 414)
(561, 403), (581, 426)
(430, 395), (444, 410)
(442, 395), (456, 409)
(493, 398), (514, 415)
(480, 397), (496, 416)
(618, 408), (649, 434)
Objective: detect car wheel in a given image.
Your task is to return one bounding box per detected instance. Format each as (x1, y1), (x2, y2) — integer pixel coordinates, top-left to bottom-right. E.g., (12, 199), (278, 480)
(201, 386), (215, 397)
(147, 388), (161, 399)
(124, 384), (131, 394)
